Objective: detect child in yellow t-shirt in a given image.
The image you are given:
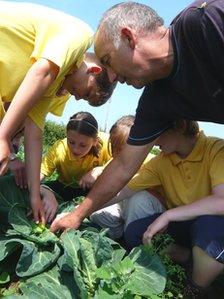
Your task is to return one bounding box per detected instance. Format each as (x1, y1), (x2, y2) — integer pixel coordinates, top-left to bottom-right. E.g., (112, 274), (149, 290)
(88, 115), (164, 239)
(0, 2), (116, 223)
(125, 120), (224, 297)
(40, 111), (111, 221)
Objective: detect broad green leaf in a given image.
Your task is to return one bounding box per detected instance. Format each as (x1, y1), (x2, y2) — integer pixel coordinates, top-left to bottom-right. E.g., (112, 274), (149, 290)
(8, 205), (32, 236)
(57, 200), (76, 214)
(8, 205), (58, 245)
(79, 238), (97, 294)
(18, 266), (79, 299)
(0, 238), (20, 261)
(0, 175), (28, 213)
(60, 229), (88, 299)
(0, 237), (60, 277)
(94, 285), (124, 299)
(16, 243), (61, 277)
(81, 229), (117, 267)
(127, 246), (166, 295)
(0, 271), (10, 284)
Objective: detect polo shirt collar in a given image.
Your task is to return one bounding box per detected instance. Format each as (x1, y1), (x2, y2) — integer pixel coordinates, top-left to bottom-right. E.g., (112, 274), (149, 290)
(170, 131), (206, 165)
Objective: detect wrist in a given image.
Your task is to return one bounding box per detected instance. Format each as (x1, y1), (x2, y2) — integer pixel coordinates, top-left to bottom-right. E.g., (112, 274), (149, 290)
(164, 210), (173, 222)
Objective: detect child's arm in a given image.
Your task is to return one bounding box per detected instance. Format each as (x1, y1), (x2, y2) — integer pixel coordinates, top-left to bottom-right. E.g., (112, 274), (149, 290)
(143, 183), (224, 245)
(79, 166), (105, 189)
(24, 117), (45, 223)
(0, 58), (59, 175)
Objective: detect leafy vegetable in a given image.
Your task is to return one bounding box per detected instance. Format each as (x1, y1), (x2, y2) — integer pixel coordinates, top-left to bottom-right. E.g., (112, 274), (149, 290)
(0, 175), (169, 298)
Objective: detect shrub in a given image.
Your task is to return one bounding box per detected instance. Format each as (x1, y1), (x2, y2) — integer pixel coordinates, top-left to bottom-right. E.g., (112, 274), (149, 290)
(43, 120), (66, 149)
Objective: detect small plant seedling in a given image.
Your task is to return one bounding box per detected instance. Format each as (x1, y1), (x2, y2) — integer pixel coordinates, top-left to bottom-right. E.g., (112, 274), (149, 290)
(31, 223), (47, 235)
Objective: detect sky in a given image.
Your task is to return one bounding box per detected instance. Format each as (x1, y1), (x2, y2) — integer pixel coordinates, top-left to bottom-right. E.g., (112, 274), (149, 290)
(9, 0), (224, 137)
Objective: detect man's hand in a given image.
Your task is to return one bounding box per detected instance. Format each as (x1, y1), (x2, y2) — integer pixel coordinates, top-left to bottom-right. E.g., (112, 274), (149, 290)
(9, 158), (27, 188)
(50, 211), (82, 233)
(143, 212), (169, 245)
(30, 196), (46, 224)
(0, 139), (10, 175)
(41, 186), (58, 223)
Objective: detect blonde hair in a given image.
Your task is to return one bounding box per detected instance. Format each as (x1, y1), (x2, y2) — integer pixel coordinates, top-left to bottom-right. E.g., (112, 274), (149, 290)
(171, 120), (199, 137)
(109, 115), (135, 157)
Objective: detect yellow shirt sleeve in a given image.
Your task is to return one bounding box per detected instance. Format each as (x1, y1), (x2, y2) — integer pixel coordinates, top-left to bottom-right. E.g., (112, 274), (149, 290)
(98, 131), (111, 163)
(41, 140), (61, 177)
(209, 141), (224, 188)
(128, 156), (162, 191)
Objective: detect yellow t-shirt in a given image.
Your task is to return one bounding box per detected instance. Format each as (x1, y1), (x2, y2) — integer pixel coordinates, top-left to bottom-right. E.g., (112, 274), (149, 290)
(0, 1), (93, 130)
(41, 132), (111, 185)
(128, 132), (224, 208)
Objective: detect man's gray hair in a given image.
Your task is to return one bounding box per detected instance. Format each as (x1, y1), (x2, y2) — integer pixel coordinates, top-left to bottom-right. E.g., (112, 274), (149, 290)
(98, 2), (164, 48)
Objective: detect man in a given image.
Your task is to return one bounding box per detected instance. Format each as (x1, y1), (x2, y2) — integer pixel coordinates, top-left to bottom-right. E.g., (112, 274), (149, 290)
(50, 0), (224, 231)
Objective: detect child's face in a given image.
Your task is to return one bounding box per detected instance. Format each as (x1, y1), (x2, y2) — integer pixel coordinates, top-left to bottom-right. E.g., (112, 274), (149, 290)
(67, 130), (97, 158)
(60, 67), (101, 106)
(154, 129), (181, 155)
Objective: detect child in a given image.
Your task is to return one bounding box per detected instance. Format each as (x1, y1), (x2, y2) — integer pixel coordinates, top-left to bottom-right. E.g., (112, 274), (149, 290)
(124, 120), (224, 298)
(40, 112), (111, 222)
(0, 2), (116, 223)
(87, 115), (165, 239)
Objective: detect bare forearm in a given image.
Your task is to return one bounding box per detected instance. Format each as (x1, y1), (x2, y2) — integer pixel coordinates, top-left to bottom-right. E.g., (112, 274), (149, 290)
(167, 195), (224, 222)
(24, 120), (42, 197)
(102, 186), (135, 208)
(74, 143), (152, 221)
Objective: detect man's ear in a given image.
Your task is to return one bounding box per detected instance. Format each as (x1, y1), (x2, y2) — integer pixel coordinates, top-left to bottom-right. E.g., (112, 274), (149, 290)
(87, 66), (102, 75)
(121, 27), (135, 49)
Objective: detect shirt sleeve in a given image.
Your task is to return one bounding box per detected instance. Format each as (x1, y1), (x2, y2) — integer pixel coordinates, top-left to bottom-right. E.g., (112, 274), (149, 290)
(31, 21), (93, 73)
(41, 141), (59, 177)
(127, 86), (171, 146)
(209, 141), (224, 188)
(128, 157), (162, 191)
(98, 132), (111, 163)
(28, 98), (52, 131)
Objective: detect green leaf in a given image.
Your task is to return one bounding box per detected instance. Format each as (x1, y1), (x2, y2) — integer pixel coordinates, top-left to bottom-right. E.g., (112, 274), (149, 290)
(8, 205), (58, 245)
(59, 229), (88, 299)
(127, 246), (166, 295)
(18, 266), (78, 299)
(79, 238), (97, 293)
(0, 271), (10, 284)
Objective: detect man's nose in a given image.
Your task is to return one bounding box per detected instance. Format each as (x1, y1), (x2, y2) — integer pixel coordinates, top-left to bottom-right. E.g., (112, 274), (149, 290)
(107, 68), (118, 83)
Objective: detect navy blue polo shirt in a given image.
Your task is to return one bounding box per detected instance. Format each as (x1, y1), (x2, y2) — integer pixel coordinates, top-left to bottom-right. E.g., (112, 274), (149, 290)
(128, 0), (224, 146)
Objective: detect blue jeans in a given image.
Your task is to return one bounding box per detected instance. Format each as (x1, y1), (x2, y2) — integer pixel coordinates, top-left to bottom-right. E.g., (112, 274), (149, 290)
(124, 214), (224, 263)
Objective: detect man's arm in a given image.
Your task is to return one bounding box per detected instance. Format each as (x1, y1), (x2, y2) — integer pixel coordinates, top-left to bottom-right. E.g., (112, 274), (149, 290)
(50, 141), (154, 232)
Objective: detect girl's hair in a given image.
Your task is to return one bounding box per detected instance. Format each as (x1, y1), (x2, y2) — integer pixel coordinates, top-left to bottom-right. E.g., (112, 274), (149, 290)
(171, 120), (199, 137)
(109, 115), (135, 157)
(66, 111), (101, 157)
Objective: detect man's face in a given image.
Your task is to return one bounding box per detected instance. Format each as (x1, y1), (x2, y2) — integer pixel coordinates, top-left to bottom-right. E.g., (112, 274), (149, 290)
(94, 29), (151, 89)
(60, 66), (102, 106)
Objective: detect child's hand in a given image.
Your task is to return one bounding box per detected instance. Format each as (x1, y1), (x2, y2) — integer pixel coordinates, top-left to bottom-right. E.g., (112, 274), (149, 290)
(142, 213), (169, 245)
(30, 195), (46, 224)
(79, 166), (104, 189)
(41, 186), (58, 223)
(9, 158), (27, 188)
(0, 139), (10, 175)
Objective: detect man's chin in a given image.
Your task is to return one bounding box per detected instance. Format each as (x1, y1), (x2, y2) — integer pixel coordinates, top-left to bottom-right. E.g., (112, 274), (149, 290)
(130, 82), (145, 89)
(124, 79), (145, 89)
